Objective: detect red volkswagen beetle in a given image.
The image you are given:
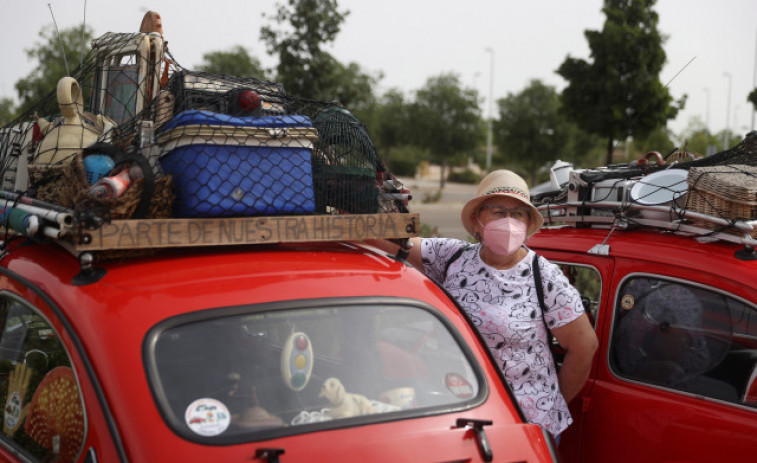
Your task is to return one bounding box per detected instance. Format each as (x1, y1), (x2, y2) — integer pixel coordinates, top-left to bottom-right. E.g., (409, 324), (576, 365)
(0, 237), (558, 462)
(530, 158), (757, 463)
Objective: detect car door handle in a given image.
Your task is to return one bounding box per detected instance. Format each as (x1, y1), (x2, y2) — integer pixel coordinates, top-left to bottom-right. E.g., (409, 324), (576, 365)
(255, 448), (285, 463)
(455, 418), (493, 462)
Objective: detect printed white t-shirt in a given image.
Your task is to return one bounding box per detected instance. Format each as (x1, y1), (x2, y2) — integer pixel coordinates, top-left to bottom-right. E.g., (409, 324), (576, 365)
(421, 238), (585, 435)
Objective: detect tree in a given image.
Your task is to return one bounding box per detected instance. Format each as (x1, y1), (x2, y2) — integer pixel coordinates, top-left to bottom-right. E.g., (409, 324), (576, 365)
(196, 46), (269, 80)
(372, 89), (411, 153)
(749, 88), (757, 112)
(633, 126), (675, 158)
(15, 24), (95, 115)
(322, 59), (381, 114)
(677, 116), (720, 156)
(0, 98), (16, 126)
(495, 80), (588, 185)
(410, 73), (482, 188)
(557, 0), (684, 166)
(364, 88), (415, 173)
(260, 0), (378, 108)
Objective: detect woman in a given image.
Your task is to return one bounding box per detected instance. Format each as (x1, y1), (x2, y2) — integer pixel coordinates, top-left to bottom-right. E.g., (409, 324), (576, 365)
(371, 169), (598, 439)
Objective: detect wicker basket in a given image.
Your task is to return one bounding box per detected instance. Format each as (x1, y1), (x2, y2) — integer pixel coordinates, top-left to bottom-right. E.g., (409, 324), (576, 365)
(29, 159), (90, 209)
(29, 153), (175, 220)
(685, 164), (757, 236)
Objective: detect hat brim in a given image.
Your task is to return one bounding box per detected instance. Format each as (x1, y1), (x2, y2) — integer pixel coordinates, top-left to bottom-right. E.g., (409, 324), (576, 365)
(461, 193), (544, 238)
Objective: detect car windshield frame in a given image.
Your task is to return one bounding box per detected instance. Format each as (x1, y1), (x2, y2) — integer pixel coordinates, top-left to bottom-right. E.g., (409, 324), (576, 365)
(143, 296), (489, 444)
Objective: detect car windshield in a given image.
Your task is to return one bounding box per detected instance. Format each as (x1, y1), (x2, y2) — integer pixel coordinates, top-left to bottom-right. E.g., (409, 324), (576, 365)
(146, 301), (483, 443)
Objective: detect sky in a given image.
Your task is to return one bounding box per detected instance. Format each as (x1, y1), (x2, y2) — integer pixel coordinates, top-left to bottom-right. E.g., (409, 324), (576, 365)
(2, 0), (756, 140)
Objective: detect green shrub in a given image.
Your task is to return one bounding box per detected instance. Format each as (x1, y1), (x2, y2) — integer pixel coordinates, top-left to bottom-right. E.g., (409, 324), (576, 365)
(448, 169), (481, 184)
(387, 157), (416, 177)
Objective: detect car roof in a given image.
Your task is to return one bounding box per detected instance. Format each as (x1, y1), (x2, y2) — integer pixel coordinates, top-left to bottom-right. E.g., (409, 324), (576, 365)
(2, 239), (446, 329)
(529, 226), (757, 287)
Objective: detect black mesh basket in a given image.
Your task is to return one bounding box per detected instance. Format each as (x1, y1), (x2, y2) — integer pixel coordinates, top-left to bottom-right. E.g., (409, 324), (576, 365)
(168, 70), (290, 118)
(311, 106), (379, 214)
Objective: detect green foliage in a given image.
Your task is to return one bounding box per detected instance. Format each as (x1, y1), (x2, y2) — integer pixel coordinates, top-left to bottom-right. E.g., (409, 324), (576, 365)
(0, 97), (16, 125)
(493, 79), (602, 183)
(321, 59), (381, 113)
(557, 0), (684, 165)
(386, 155), (415, 177)
(633, 126), (676, 158)
(672, 116), (718, 155)
(749, 88), (757, 111)
(384, 144), (427, 177)
(15, 24), (95, 115)
(371, 88), (412, 155)
(447, 168), (481, 184)
(196, 46), (269, 80)
(261, 0), (379, 109)
(419, 221), (439, 237)
(410, 73), (482, 187)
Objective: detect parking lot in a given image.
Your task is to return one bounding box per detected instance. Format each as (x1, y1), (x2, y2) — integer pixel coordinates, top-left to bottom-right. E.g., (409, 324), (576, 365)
(399, 177), (476, 240)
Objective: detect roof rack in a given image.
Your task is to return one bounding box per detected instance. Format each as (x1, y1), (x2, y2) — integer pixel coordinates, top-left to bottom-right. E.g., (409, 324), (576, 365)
(0, 191), (418, 251)
(534, 156), (757, 259)
(538, 200), (757, 247)
(0, 192), (419, 285)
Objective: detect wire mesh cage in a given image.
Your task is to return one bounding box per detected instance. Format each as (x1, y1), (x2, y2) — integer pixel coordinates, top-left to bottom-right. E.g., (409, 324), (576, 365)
(311, 106), (380, 214)
(0, 25), (409, 234)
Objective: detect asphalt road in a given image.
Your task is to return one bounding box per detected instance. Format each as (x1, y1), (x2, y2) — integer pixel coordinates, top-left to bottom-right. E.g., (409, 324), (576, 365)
(397, 177), (477, 240)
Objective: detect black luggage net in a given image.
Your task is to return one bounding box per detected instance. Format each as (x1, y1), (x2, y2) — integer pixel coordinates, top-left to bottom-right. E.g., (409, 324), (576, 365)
(0, 31), (409, 226)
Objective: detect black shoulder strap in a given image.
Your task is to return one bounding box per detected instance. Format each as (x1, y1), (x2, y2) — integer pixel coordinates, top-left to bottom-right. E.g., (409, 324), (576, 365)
(533, 253), (561, 371)
(532, 253), (552, 336)
(443, 244), (473, 280)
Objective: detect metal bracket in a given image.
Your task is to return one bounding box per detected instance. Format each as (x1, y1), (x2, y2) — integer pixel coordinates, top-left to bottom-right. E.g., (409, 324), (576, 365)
(71, 252), (106, 286)
(393, 238), (413, 263)
(735, 246), (757, 261)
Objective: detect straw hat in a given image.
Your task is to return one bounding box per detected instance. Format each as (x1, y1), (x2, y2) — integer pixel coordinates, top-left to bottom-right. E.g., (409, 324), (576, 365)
(461, 169), (544, 238)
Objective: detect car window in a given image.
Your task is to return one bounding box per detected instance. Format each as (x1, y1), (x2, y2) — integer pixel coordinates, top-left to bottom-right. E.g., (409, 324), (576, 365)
(555, 263), (601, 327)
(0, 293), (85, 462)
(146, 301), (483, 443)
(610, 276), (757, 409)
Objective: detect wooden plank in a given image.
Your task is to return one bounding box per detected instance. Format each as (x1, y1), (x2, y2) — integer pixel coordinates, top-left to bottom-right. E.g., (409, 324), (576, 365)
(72, 213), (420, 251)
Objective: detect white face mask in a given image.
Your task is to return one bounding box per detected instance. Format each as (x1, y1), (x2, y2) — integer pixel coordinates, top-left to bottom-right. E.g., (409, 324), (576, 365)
(480, 217), (527, 257)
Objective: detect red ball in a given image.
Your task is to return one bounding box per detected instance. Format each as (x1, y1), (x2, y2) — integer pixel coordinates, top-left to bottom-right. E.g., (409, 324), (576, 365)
(237, 89), (261, 112)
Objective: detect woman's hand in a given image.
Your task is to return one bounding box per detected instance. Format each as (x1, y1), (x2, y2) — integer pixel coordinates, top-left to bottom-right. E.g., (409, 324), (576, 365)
(551, 314), (599, 403)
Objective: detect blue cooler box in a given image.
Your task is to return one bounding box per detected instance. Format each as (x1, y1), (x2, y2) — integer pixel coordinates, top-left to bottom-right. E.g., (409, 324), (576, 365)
(157, 111), (319, 217)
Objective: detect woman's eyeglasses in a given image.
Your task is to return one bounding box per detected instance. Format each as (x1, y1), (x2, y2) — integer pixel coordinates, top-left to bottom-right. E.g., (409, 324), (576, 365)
(478, 204), (530, 220)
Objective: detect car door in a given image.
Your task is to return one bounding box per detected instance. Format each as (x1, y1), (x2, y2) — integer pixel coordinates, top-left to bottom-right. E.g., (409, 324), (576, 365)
(579, 259), (757, 463)
(530, 249), (613, 463)
(0, 274), (123, 463)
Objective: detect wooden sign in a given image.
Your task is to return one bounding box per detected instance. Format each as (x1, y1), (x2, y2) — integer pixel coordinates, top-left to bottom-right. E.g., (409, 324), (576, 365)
(73, 213), (419, 251)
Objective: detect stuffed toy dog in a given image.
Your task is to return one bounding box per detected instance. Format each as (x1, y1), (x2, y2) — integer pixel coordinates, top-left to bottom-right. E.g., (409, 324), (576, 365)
(319, 377), (378, 419)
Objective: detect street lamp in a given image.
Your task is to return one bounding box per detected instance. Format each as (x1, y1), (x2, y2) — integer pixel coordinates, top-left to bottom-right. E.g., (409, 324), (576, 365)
(753, 28), (757, 131)
(723, 72), (732, 149)
(703, 87), (710, 132)
(485, 47), (494, 172)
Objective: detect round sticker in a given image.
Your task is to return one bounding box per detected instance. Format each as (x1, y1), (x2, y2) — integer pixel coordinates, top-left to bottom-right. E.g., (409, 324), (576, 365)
(621, 294), (635, 311)
(185, 398), (230, 436)
(4, 391), (22, 430)
(445, 373), (475, 399)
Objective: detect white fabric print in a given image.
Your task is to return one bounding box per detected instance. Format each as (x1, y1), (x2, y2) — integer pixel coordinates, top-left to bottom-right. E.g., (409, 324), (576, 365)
(422, 237), (585, 436)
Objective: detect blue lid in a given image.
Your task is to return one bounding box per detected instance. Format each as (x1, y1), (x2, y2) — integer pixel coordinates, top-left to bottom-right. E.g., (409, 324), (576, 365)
(158, 110), (312, 133)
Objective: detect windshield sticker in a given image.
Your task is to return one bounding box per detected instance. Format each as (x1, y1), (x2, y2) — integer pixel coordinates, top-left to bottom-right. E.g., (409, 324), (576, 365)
(445, 373), (474, 399)
(185, 398), (230, 436)
(4, 391), (22, 430)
